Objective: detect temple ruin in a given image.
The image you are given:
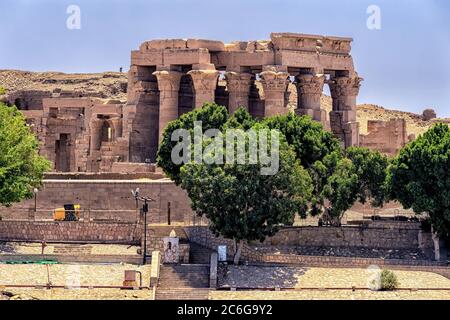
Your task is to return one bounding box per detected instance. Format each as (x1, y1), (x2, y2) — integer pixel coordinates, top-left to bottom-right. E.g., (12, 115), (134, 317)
(10, 33), (364, 172)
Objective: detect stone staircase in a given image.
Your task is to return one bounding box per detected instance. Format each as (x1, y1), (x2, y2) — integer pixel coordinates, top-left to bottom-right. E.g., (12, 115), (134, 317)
(155, 288), (211, 300)
(155, 264), (211, 300)
(189, 243), (216, 264)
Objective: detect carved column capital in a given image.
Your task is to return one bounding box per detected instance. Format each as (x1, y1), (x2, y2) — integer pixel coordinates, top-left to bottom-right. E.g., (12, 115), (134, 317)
(225, 72), (253, 93)
(329, 76), (363, 98)
(295, 74), (325, 95)
(187, 70), (220, 108)
(260, 71), (289, 92)
(187, 70), (220, 94)
(260, 71), (289, 117)
(225, 72), (253, 113)
(295, 74), (326, 126)
(153, 70), (183, 92)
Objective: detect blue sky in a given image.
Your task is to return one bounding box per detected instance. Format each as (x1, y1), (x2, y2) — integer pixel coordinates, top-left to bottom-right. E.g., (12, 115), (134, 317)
(1, 0), (449, 116)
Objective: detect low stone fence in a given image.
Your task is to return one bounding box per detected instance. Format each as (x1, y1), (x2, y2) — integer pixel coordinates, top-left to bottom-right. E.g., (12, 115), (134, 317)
(0, 221), (140, 243)
(262, 224), (423, 249)
(259, 253), (446, 267)
(185, 226), (438, 267)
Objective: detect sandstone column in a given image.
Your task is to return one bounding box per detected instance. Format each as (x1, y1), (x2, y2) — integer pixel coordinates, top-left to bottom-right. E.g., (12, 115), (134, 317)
(153, 70), (183, 141)
(296, 74), (327, 126)
(187, 70), (220, 108)
(225, 72), (252, 113)
(329, 76), (363, 147)
(260, 70), (289, 117)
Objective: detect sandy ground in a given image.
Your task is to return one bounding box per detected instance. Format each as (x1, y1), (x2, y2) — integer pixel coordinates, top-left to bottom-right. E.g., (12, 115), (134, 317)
(0, 263), (151, 287)
(211, 267), (450, 300)
(2, 265), (450, 300)
(209, 289), (450, 300)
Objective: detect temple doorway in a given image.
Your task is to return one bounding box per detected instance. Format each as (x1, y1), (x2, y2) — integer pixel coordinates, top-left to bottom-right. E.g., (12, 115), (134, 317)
(55, 133), (71, 172)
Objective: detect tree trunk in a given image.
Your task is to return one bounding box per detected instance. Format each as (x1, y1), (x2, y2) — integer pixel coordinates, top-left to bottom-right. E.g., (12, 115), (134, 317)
(233, 240), (244, 265)
(431, 226), (441, 261)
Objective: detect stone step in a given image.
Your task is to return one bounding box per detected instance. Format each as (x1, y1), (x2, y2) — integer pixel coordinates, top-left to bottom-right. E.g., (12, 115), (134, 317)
(155, 288), (210, 300)
(158, 264), (210, 289)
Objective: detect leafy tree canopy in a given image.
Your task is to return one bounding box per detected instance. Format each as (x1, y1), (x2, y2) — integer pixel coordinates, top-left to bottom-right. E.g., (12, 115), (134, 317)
(0, 103), (51, 206)
(179, 122), (313, 262)
(388, 123), (450, 236)
(157, 103), (229, 185)
(262, 113), (341, 169)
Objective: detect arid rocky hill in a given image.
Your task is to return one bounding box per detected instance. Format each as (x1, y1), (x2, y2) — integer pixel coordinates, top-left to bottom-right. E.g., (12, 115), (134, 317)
(0, 70), (447, 137)
(0, 70), (128, 101)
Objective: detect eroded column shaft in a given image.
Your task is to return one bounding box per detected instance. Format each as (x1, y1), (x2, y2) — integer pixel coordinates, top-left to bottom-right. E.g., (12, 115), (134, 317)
(153, 70), (182, 141)
(329, 76), (363, 147)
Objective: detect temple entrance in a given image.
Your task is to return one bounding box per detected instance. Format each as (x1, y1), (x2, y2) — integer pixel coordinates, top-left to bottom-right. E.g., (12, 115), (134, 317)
(55, 133), (71, 172)
(100, 120), (113, 143)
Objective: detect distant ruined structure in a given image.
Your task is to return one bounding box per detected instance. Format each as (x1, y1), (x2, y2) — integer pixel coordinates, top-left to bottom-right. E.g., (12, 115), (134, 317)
(359, 119), (414, 156)
(6, 33), (367, 172)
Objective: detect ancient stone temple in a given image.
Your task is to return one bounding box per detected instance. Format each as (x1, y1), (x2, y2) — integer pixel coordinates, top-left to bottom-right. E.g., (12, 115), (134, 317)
(126, 33), (362, 163)
(10, 33), (363, 172)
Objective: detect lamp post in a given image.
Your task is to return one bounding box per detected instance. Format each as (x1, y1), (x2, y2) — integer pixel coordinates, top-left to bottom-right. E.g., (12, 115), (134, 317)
(33, 188), (38, 213)
(132, 188), (155, 265)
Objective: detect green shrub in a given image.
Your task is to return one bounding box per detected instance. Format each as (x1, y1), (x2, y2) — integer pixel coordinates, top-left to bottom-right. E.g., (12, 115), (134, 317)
(0, 86), (6, 95)
(381, 269), (399, 291)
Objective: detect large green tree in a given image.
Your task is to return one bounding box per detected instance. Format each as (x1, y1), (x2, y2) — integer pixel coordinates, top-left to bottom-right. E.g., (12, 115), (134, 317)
(314, 147), (389, 224)
(388, 124), (450, 259)
(262, 113), (340, 169)
(0, 103), (51, 206)
(262, 113), (388, 221)
(157, 103), (229, 185)
(180, 122), (313, 263)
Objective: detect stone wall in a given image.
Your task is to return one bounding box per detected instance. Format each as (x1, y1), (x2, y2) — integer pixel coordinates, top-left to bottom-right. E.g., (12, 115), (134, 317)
(359, 119), (410, 156)
(0, 179), (193, 224)
(261, 225), (422, 249)
(185, 225), (436, 265)
(0, 221), (139, 243)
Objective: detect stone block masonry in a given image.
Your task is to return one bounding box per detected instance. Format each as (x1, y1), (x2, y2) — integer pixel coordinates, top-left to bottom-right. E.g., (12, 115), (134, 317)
(262, 225), (422, 249)
(0, 221), (140, 243)
(0, 179), (193, 224)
